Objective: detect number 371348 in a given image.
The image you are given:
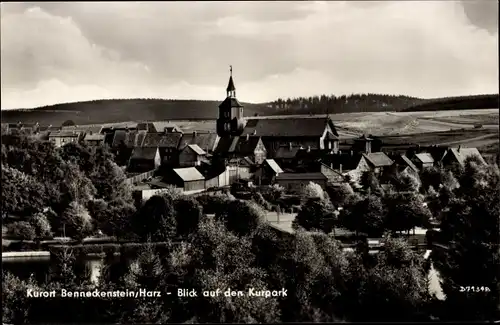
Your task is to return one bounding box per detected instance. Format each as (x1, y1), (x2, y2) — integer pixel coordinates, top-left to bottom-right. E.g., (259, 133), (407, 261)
(460, 286), (491, 293)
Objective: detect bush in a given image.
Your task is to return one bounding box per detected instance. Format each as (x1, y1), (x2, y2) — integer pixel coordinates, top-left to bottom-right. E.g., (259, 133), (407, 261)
(252, 192), (273, 211)
(31, 212), (53, 238)
(301, 182), (326, 200)
(196, 193), (235, 215)
(7, 221), (37, 240)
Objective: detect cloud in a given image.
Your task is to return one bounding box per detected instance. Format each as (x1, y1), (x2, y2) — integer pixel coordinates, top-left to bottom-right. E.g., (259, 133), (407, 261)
(0, 1), (498, 109)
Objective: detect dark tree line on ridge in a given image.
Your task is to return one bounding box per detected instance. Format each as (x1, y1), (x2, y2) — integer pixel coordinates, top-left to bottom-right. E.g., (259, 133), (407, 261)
(1, 133), (499, 323)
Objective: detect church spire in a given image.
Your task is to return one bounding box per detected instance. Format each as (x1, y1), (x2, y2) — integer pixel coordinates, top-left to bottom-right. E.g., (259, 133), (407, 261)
(226, 65), (236, 97)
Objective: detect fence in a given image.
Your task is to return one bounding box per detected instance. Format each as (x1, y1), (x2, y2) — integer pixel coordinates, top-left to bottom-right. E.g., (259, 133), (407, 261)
(124, 169), (157, 185)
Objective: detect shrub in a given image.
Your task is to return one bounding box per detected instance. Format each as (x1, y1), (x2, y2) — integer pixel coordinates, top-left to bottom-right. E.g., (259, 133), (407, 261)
(301, 182), (325, 200)
(196, 193), (235, 215)
(7, 221), (37, 240)
(30, 212), (53, 238)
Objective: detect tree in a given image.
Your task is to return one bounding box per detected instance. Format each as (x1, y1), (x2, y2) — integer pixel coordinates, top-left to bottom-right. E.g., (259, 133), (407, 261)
(174, 196), (203, 237)
(59, 201), (94, 240)
(391, 171), (421, 193)
(61, 120), (76, 127)
(325, 182), (354, 208)
(360, 170), (383, 196)
(301, 182), (325, 201)
(6, 221), (37, 240)
(30, 212), (53, 238)
(89, 198), (136, 239)
(216, 200), (265, 236)
(2, 272), (40, 324)
(384, 192), (432, 234)
(293, 197), (336, 233)
(339, 194), (386, 237)
(89, 158), (132, 202)
(356, 238), (432, 322)
(133, 194), (177, 242)
(433, 162), (500, 321)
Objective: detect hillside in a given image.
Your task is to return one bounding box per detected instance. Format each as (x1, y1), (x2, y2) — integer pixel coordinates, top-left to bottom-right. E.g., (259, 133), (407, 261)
(1, 94), (498, 125)
(403, 94), (498, 112)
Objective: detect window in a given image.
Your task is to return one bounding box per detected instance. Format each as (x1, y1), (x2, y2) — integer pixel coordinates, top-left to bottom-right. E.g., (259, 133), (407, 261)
(328, 142), (332, 149)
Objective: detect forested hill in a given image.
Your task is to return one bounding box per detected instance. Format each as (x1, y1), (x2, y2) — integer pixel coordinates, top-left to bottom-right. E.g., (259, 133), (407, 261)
(1, 93), (497, 125)
(268, 93), (499, 115)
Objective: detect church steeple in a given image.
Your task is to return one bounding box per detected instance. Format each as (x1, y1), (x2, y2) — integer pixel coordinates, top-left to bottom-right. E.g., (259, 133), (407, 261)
(217, 65), (245, 137)
(226, 65), (236, 98)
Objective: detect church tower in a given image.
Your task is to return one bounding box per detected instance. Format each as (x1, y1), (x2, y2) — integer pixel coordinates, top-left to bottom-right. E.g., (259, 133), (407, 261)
(216, 65), (245, 137)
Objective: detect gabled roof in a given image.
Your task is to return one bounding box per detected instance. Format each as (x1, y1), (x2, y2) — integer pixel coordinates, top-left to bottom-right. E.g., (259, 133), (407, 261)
(214, 137), (234, 154)
(414, 153), (435, 164)
(173, 167), (205, 182)
(186, 144), (206, 155)
(363, 152), (394, 167)
(150, 122), (182, 133)
(131, 147), (158, 160)
(142, 132), (183, 148)
(276, 172), (328, 181)
(241, 117), (333, 137)
(228, 136), (263, 155)
(447, 147), (486, 167)
(84, 133), (105, 141)
(399, 155), (419, 173)
(265, 159), (284, 174)
(178, 132), (219, 152)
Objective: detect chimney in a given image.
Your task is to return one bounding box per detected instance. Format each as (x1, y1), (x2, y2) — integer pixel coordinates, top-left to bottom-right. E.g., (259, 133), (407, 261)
(246, 133), (249, 141)
(253, 130), (257, 135)
(350, 150), (353, 156)
(289, 142), (292, 151)
(307, 146), (311, 152)
(330, 163), (333, 169)
(340, 164), (343, 174)
(458, 145), (461, 153)
(193, 131), (197, 137)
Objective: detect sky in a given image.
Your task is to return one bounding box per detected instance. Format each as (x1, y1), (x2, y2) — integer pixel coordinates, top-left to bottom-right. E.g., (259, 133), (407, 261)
(1, 1), (498, 110)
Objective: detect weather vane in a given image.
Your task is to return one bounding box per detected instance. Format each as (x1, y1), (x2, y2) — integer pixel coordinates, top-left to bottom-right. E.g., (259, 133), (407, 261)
(230, 65), (233, 76)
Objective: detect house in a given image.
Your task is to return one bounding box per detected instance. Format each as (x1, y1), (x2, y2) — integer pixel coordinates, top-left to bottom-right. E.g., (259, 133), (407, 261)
(170, 167), (206, 192)
(254, 159), (284, 185)
(198, 163), (231, 189)
(48, 131), (80, 148)
(239, 117), (339, 157)
(83, 133), (106, 146)
(362, 152), (394, 175)
(353, 135), (373, 154)
(127, 147), (161, 173)
(142, 132), (183, 166)
(380, 154), (420, 184)
(151, 122), (183, 134)
(275, 172), (329, 193)
(324, 152), (372, 184)
(274, 144), (301, 165)
(412, 153), (435, 170)
(179, 144), (208, 167)
(226, 157), (254, 181)
(441, 146), (487, 168)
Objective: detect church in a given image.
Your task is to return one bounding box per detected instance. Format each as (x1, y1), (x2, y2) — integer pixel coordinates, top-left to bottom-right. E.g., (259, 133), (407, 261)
(214, 67), (340, 164)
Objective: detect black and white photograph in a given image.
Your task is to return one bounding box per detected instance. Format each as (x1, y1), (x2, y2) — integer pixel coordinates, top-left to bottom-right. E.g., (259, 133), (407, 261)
(1, 1), (499, 323)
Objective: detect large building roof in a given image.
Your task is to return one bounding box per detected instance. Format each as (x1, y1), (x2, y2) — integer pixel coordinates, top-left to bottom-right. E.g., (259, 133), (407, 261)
(178, 132), (219, 152)
(241, 117), (334, 137)
(142, 132), (183, 148)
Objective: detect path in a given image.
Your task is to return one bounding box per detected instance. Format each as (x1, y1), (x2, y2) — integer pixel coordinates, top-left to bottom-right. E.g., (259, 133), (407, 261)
(436, 133), (498, 146)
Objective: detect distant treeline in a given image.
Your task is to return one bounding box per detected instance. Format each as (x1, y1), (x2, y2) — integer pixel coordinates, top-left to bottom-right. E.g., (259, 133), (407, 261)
(1, 94), (497, 126)
(267, 93), (424, 115)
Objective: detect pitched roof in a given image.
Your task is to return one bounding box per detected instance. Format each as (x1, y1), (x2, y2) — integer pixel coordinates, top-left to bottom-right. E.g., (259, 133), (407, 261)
(84, 133), (105, 141)
(276, 172), (328, 181)
(228, 136), (263, 155)
(173, 167), (205, 182)
(447, 147), (486, 167)
(363, 152), (394, 167)
(214, 136), (234, 154)
(141, 132), (182, 148)
(179, 132), (218, 152)
(414, 153), (435, 164)
(399, 155), (419, 173)
(112, 130), (127, 147)
(324, 153), (364, 171)
(265, 159), (284, 174)
(150, 122), (182, 133)
(241, 117), (330, 137)
(186, 144), (206, 155)
(131, 147), (158, 160)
